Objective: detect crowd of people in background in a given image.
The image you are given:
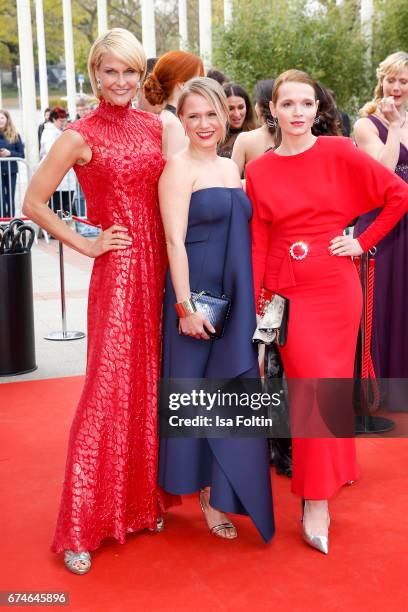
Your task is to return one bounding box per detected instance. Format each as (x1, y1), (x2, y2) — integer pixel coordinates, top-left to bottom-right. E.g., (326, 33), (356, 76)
(1, 57), (353, 220)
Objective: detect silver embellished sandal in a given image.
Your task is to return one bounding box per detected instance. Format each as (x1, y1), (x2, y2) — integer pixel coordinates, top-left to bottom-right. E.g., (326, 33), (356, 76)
(199, 489), (237, 539)
(154, 517), (165, 532)
(64, 550), (91, 575)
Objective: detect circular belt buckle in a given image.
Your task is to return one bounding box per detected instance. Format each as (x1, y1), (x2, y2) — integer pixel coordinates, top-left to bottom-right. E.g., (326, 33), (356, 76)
(289, 241), (309, 261)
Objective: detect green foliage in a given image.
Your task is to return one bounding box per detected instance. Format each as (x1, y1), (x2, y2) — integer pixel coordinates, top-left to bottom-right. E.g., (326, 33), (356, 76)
(213, 0), (372, 114)
(0, 0), (18, 68)
(372, 0), (408, 67)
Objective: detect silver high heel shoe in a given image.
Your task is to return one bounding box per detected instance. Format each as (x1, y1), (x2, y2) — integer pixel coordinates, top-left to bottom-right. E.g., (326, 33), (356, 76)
(64, 550), (91, 575)
(301, 499), (330, 555)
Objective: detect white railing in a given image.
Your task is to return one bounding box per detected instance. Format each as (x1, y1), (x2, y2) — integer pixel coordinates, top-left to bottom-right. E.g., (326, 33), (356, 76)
(0, 158), (32, 218)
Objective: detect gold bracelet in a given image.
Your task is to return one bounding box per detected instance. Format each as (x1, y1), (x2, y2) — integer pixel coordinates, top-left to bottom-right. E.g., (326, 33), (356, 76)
(174, 297), (197, 318)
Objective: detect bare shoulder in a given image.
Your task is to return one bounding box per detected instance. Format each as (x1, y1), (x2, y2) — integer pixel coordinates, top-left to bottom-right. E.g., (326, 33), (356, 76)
(246, 127), (264, 141)
(161, 109), (180, 128)
(160, 150), (193, 183)
(62, 128), (89, 147)
(354, 116), (378, 130)
(353, 116), (378, 136)
(218, 155), (241, 182)
(234, 130), (250, 145)
(163, 115), (185, 140)
(52, 129), (91, 165)
(160, 110), (181, 138)
(219, 155), (239, 171)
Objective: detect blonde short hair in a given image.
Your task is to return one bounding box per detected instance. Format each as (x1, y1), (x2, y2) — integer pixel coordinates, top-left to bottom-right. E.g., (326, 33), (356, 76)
(87, 28), (146, 97)
(177, 76), (229, 141)
(360, 51), (408, 117)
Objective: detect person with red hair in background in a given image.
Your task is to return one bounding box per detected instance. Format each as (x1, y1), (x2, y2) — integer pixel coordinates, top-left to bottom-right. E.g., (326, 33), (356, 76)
(136, 58), (163, 114)
(143, 50), (205, 156)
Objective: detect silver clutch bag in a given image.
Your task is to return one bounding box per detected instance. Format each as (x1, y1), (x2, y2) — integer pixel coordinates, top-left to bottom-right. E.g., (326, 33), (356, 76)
(252, 292), (289, 346)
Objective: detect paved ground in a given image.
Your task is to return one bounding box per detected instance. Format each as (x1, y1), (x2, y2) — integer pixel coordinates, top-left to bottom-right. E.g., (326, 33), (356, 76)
(0, 237), (92, 383)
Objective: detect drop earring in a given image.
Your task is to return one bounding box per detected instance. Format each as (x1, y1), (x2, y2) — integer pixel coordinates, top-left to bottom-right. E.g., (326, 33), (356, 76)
(313, 115), (320, 125)
(97, 78), (102, 90)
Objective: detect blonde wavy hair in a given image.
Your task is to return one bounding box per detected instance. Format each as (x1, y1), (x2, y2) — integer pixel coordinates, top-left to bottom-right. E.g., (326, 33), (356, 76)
(87, 28), (146, 98)
(177, 77), (229, 142)
(360, 51), (408, 117)
(0, 109), (18, 143)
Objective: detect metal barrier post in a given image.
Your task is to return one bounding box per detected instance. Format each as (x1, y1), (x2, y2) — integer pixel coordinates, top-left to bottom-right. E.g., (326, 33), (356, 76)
(44, 212), (86, 341)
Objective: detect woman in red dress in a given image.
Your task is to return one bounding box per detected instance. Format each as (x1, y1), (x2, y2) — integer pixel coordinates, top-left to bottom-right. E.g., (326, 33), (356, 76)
(246, 69), (408, 554)
(23, 28), (181, 574)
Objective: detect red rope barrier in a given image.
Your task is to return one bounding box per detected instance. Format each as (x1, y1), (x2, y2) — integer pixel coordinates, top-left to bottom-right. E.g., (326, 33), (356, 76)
(355, 254), (380, 412)
(0, 216), (29, 222)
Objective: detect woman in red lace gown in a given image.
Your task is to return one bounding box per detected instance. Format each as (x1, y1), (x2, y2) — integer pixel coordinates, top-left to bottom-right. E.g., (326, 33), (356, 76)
(23, 28), (181, 574)
(246, 70), (408, 554)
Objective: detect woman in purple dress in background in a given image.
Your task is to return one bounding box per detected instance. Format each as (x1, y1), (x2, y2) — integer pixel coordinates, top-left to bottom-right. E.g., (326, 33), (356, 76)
(354, 51), (408, 410)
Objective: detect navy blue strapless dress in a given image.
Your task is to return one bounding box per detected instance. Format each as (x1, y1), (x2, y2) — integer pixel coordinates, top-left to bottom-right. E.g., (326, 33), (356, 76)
(158, 187), (275, 543)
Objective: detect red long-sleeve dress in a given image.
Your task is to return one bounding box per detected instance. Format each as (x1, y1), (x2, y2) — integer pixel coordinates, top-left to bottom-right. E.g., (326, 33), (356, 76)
(51, 99), (179, 553)
(246, 136), (408, 499)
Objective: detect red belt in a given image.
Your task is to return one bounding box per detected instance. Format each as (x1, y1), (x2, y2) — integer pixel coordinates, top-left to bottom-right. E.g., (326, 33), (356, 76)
(267, 232), (341, 290)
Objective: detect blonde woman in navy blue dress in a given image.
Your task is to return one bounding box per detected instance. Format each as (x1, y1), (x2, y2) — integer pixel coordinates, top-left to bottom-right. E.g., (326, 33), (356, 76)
(158, 77), (274, 542)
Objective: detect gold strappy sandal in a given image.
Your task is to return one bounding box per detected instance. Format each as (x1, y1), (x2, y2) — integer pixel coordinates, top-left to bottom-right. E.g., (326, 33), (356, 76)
(199, 489), (237, 539)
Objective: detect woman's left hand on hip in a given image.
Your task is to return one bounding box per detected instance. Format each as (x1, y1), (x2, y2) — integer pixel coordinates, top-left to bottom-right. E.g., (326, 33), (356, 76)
(329, 236), (363, 257)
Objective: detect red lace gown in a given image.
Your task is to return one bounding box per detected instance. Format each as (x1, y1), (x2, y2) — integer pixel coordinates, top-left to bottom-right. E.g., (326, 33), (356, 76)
(51, 99), (179, 553)
(246, 136), (408, 499)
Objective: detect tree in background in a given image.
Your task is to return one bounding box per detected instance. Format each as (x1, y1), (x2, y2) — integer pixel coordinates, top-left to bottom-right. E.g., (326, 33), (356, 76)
(0, 0), (18, 70)
(213, 0), (371, 115)
(372, 0), (408, 69)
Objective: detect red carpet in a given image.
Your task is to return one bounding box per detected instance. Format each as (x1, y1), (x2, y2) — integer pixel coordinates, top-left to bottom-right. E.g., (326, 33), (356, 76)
(1, 377), (408, 611)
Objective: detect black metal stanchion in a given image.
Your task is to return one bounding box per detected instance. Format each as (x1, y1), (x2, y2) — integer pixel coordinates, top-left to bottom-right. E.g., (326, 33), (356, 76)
(0, 221), (37, 375)
(355, 250), (394, 434)
(45, 212), (86, 342)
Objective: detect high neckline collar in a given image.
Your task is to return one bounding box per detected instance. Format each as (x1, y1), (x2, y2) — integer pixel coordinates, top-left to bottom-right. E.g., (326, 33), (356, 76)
(95, 97), (133, 122)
